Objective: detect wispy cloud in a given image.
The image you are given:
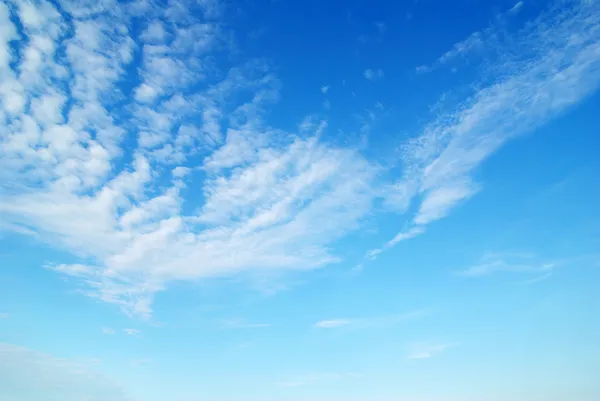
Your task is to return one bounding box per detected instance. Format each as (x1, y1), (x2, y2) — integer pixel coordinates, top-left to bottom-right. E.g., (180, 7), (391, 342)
(457, 252), (556, 277)
(1, 0), (599, 319)
(416, 1), (525, 73)
(315, 309), (428, 329)
(406, 341), (457, 359)
(314, 319), (352, 329)
(372, 0), (600, 258)
(517, 272), (553, 285)
(321, 85), (330, 94)
(0, 0), (378, 318)
(220, 318), (271, 329)
(364, 68), (384, 81)
(122, 328), (141, 336)
(0, 313), (9, 319)
(101, 327), (115, 335)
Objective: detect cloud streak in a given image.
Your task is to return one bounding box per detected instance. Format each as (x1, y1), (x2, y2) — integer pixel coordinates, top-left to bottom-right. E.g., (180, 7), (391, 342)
(314, 309), (428, 329)
(372, 0), (600, 258)
(407, 341), (457, 359)
(457, 252), (557, 277)
(415, 1), (525, 73)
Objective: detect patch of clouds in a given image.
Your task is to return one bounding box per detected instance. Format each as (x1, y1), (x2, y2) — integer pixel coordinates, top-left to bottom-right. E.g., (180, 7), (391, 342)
(1, 0), (599, 319)
(364, 68), (384, 81)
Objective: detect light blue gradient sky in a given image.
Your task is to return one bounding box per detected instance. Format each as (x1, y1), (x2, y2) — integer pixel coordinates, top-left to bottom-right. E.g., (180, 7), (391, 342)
(1, 0), (600, 400)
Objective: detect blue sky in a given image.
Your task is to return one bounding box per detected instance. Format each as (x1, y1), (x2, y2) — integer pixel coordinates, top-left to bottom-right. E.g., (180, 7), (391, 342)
(1, 0), (600, 400)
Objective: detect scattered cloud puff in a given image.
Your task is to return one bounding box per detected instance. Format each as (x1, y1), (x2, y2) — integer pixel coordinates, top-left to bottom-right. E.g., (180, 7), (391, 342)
(101, 327), (115, 335)
(321, 85), (329, 94)
(407, 341), (457, 359)
(0, 343), (131, 401)
(122, 328), (141, 336)
(0, 313), (9, 319)
(1, 0), (599, 318)
(364, 68), (384, 81)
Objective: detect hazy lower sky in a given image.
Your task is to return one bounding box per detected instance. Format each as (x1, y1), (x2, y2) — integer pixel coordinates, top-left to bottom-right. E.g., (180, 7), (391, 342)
(1, 0), (599, 400)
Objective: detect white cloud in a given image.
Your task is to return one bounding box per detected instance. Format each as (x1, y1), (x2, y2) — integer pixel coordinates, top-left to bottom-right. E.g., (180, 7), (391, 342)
(122, 328), (141, 336)
(407, 341), (456, 359)
(314, 319), (351, 329)
(220, 318), (271, 329)
(367, 226), (425, 259)
(315, 309), (427, 329)
(518, 272), (553, 285)
(0, 343), (132, 401)
(375, 0), (600, 257)
(417, 1), (526, 73)
(364, 68), (384, 81)
(508, 1), (524, 14)
(0, 313), (9, 319)
(321, 85), (329, 94)
(0, 0), (378, 318)
(457, 252), (556, 277)
(134, 83), (161, 103)
(1, 0), (600, 319)
(101, 327), (115, 335)
(171, 166), (191, 178)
